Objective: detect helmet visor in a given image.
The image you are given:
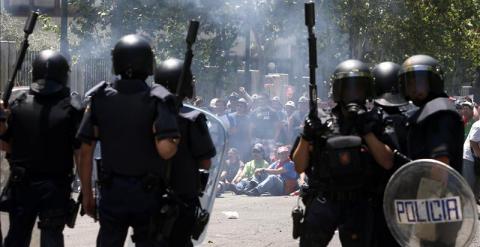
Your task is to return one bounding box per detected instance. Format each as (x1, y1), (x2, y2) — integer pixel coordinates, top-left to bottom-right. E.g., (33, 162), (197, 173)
(403, 71), (430, 99)
(340, 78), (369, 103)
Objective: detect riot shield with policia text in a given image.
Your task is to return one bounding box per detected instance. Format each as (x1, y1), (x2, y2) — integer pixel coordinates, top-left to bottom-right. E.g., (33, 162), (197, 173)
(384, 159), (477, 247)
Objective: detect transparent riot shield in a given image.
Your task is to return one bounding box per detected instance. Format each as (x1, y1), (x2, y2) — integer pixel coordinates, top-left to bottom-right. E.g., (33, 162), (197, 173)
(384, 159), (477, 247)
(184, 104), (227, 246)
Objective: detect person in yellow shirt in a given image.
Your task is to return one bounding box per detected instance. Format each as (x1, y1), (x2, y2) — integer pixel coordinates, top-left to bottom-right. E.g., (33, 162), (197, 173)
(233, 144), (268, 194)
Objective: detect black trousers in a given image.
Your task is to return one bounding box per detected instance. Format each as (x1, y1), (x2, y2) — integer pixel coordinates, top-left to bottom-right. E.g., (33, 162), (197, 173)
(300, 196), (368, 247)
(167, 197), (197, 247)
(4, 179), (70, 247)
(96, 175), (166, 247)
(370, 196), (400, 247)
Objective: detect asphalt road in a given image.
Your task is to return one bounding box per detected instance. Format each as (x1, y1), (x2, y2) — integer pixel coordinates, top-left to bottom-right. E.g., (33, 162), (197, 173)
(199, 193), (303, 247)
(0, 193), (339, 247)
(1, 192), (479, 246)
(63, 193), (337, 247)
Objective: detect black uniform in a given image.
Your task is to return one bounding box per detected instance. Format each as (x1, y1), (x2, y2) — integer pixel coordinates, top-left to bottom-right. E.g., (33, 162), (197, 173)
(167, 106), (216, 247)
(406, 98), (463, 247)
(297, 59), (391, 247)
(362, 106), (407, 247)
(406, 97), (463, 171)
(369, 61), (406, 247)
(299, 106), (386, 247)
(399, 55), (464, 247)
(2, 88), (82, 247)
(77, 80), (179, 246)
(154, 58), (217, 246)
(398, 55), (464, 172)
(0, 50), (82, 247)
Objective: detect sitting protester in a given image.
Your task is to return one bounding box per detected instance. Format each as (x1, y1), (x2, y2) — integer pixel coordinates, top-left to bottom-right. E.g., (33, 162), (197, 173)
(245, 146), (299, 196)
(217, 148), (244, 194)
(233, 144), (269, 193)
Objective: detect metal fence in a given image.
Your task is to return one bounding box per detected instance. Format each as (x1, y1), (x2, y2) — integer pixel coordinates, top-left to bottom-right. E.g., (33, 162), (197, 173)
(0, 40), (112, 96)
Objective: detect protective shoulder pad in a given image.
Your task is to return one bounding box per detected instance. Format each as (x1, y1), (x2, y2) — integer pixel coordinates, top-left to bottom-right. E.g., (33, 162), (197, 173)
(150, 84), (175, 102)
(416, 97), (458, 123)
(9, 91), (30, 109)
(179, 106), (203, 122)
(84, 81), (108, 98)
(11, 90), (28, 103)
(69, 91), (83, 110)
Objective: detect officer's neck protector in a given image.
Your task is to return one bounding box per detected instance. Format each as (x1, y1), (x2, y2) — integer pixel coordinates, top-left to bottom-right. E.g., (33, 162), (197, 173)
(114, 79), (149, 93)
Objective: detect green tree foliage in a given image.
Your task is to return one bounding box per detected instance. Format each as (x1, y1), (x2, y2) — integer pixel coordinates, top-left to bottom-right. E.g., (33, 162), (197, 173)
(69, 0), (245, 96)
(2, 0), (480, 97)
(0, 12), (60, 50)
(330, 0), (480, 94)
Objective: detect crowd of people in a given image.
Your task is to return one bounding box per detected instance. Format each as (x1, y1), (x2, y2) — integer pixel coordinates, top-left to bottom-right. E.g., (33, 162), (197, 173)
(193, 82), (480, 201)
(190, 86), (317, 197)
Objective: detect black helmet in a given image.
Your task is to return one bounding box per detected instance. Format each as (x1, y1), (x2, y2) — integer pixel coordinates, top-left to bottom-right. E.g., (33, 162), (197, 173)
(112, 34), (154, 80)
(31, 50), (69, 95)
(398, 54), (444, 105)
(372, 62), (407, 107)
(154, 58), (193, 99)
(331, 59), (373, 104)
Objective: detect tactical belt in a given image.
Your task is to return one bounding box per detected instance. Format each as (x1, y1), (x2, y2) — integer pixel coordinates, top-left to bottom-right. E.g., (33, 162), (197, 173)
(318, 190), (367, 201)
(103, 171), (164, 193)
(27, 172), (73, 182)
(8, 165), (72, 183)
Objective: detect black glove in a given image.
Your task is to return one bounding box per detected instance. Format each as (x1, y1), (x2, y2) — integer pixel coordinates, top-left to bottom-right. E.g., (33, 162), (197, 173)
(355, 110), (380, 136)
(301, 116), (324, 142)
(198, 169), (209, 193)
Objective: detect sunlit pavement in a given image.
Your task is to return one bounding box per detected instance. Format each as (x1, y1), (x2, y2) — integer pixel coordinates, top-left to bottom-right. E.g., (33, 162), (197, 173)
(2, 193), (479, 246)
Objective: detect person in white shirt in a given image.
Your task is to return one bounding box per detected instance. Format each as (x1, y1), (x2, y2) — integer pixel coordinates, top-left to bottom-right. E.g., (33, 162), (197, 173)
(463, 119), (480, 198)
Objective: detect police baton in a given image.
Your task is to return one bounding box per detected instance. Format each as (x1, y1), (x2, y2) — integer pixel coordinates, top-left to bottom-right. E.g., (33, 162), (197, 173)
(176, 20), (199, 97)
(3, 11), (39, 108)
(393, 149), (412, 164)
(304, 2), (318, 119)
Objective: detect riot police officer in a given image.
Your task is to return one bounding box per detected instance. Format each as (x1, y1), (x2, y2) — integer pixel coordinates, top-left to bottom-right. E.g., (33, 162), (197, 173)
(77, 34), (180, 246)
(370, 62), (408, 247)
(400, 54), (463, 171)
(154, 58), (216, 246)
(399, 54), (463, 246)
(292, 59), (394, 247)
(0, 50), (83, 247)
